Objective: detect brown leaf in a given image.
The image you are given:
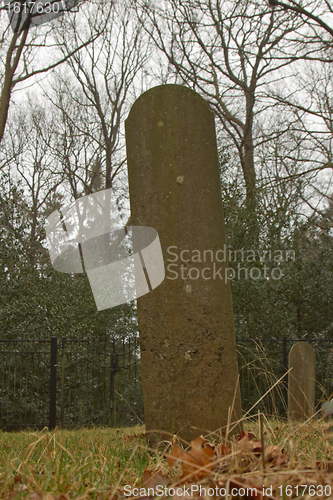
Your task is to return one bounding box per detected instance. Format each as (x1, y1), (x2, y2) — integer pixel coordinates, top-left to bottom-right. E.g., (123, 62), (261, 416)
(17, 484), (28, 492)
(142, 470), (170, 489)
(238, 431), (255, 441)
(58, 495), (69, 500)
(236, 434), (289, 467)
(265, 445), (289, 467)
(316, 460), (333, 471)
(167, 436), (215, 480)
(237, 433), (262, 453)
(216, 443), (231, 456)
(28, 494), (42, 500)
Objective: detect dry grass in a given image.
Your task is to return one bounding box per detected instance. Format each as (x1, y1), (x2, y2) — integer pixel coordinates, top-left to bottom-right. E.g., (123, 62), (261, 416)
(2, 341), (332, 499)
(0, 425), (150, 499)
(1, 416), (333, 500)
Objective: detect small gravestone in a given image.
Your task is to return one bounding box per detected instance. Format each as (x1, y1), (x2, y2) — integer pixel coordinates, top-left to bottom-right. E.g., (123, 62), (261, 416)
(288, 342), (316, 420)
(125, 84), (242, 443)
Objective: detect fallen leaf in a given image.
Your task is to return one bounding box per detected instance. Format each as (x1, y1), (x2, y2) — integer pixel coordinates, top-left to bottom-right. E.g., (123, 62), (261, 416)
(266, 445), (289, 467)
(216, 443), (231, 456)
(237, 432), (262, 453)
(27, 493), (42, 500)
(167, 436), (215, 480)
(316, 460), (333, 471)
(58, 495), (69, 500)
(17, 484), (28, 492)
(142, 470), (170, 489)
(236, 434), (289, 468)
(238, 431), (255, 441)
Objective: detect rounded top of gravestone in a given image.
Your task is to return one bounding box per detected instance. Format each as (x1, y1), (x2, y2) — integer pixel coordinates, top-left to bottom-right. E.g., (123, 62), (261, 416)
(126, 84), (213, 122)
(290, 340), (313, 352)
(289, 341), (315, 362)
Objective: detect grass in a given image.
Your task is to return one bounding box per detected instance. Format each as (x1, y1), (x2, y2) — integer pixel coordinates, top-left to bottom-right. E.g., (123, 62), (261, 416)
(1, 342), (332, 500)
(1, 417), (333, 500)
(0, 425), (151, 499)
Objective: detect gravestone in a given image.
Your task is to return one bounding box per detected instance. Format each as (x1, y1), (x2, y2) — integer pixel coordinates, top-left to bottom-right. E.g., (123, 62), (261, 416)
(125, 84), (242, 443)
(288, 342), (316, 420)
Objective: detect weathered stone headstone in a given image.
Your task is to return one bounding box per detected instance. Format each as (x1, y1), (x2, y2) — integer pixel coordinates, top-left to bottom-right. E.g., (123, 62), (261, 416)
(125, 84), (242, 442)
(288, 342), (316, 420)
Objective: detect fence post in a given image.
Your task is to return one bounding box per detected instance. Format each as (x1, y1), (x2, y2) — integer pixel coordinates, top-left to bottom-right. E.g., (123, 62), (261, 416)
(49, 337), (57, 430)
(60, 338), (65, 428)
(110, 353), (115, 427)
(283, 337), (288, 412)
(114, 353), (119, 426)
(110, 340), (120, 428)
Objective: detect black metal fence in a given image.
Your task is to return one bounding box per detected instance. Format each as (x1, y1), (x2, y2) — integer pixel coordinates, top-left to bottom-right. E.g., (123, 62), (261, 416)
(0, 337), (144, 430)
(1, 337), (333, 430)
(0, 339), (51, 429)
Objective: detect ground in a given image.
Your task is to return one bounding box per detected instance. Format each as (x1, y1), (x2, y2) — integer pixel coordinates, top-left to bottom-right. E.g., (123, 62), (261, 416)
(0, 419), (332, 499)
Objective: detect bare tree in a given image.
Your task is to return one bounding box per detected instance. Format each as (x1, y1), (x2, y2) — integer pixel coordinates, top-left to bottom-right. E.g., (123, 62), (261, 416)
(268, 0), (333, 38)
(262, 0), (333, 215)
(0, 0), (107, 144)
(259, 59), (333, 222)
(43, 0), (151, 205)
(133, 0), (307, 217)
(2, 96), (64, 267)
